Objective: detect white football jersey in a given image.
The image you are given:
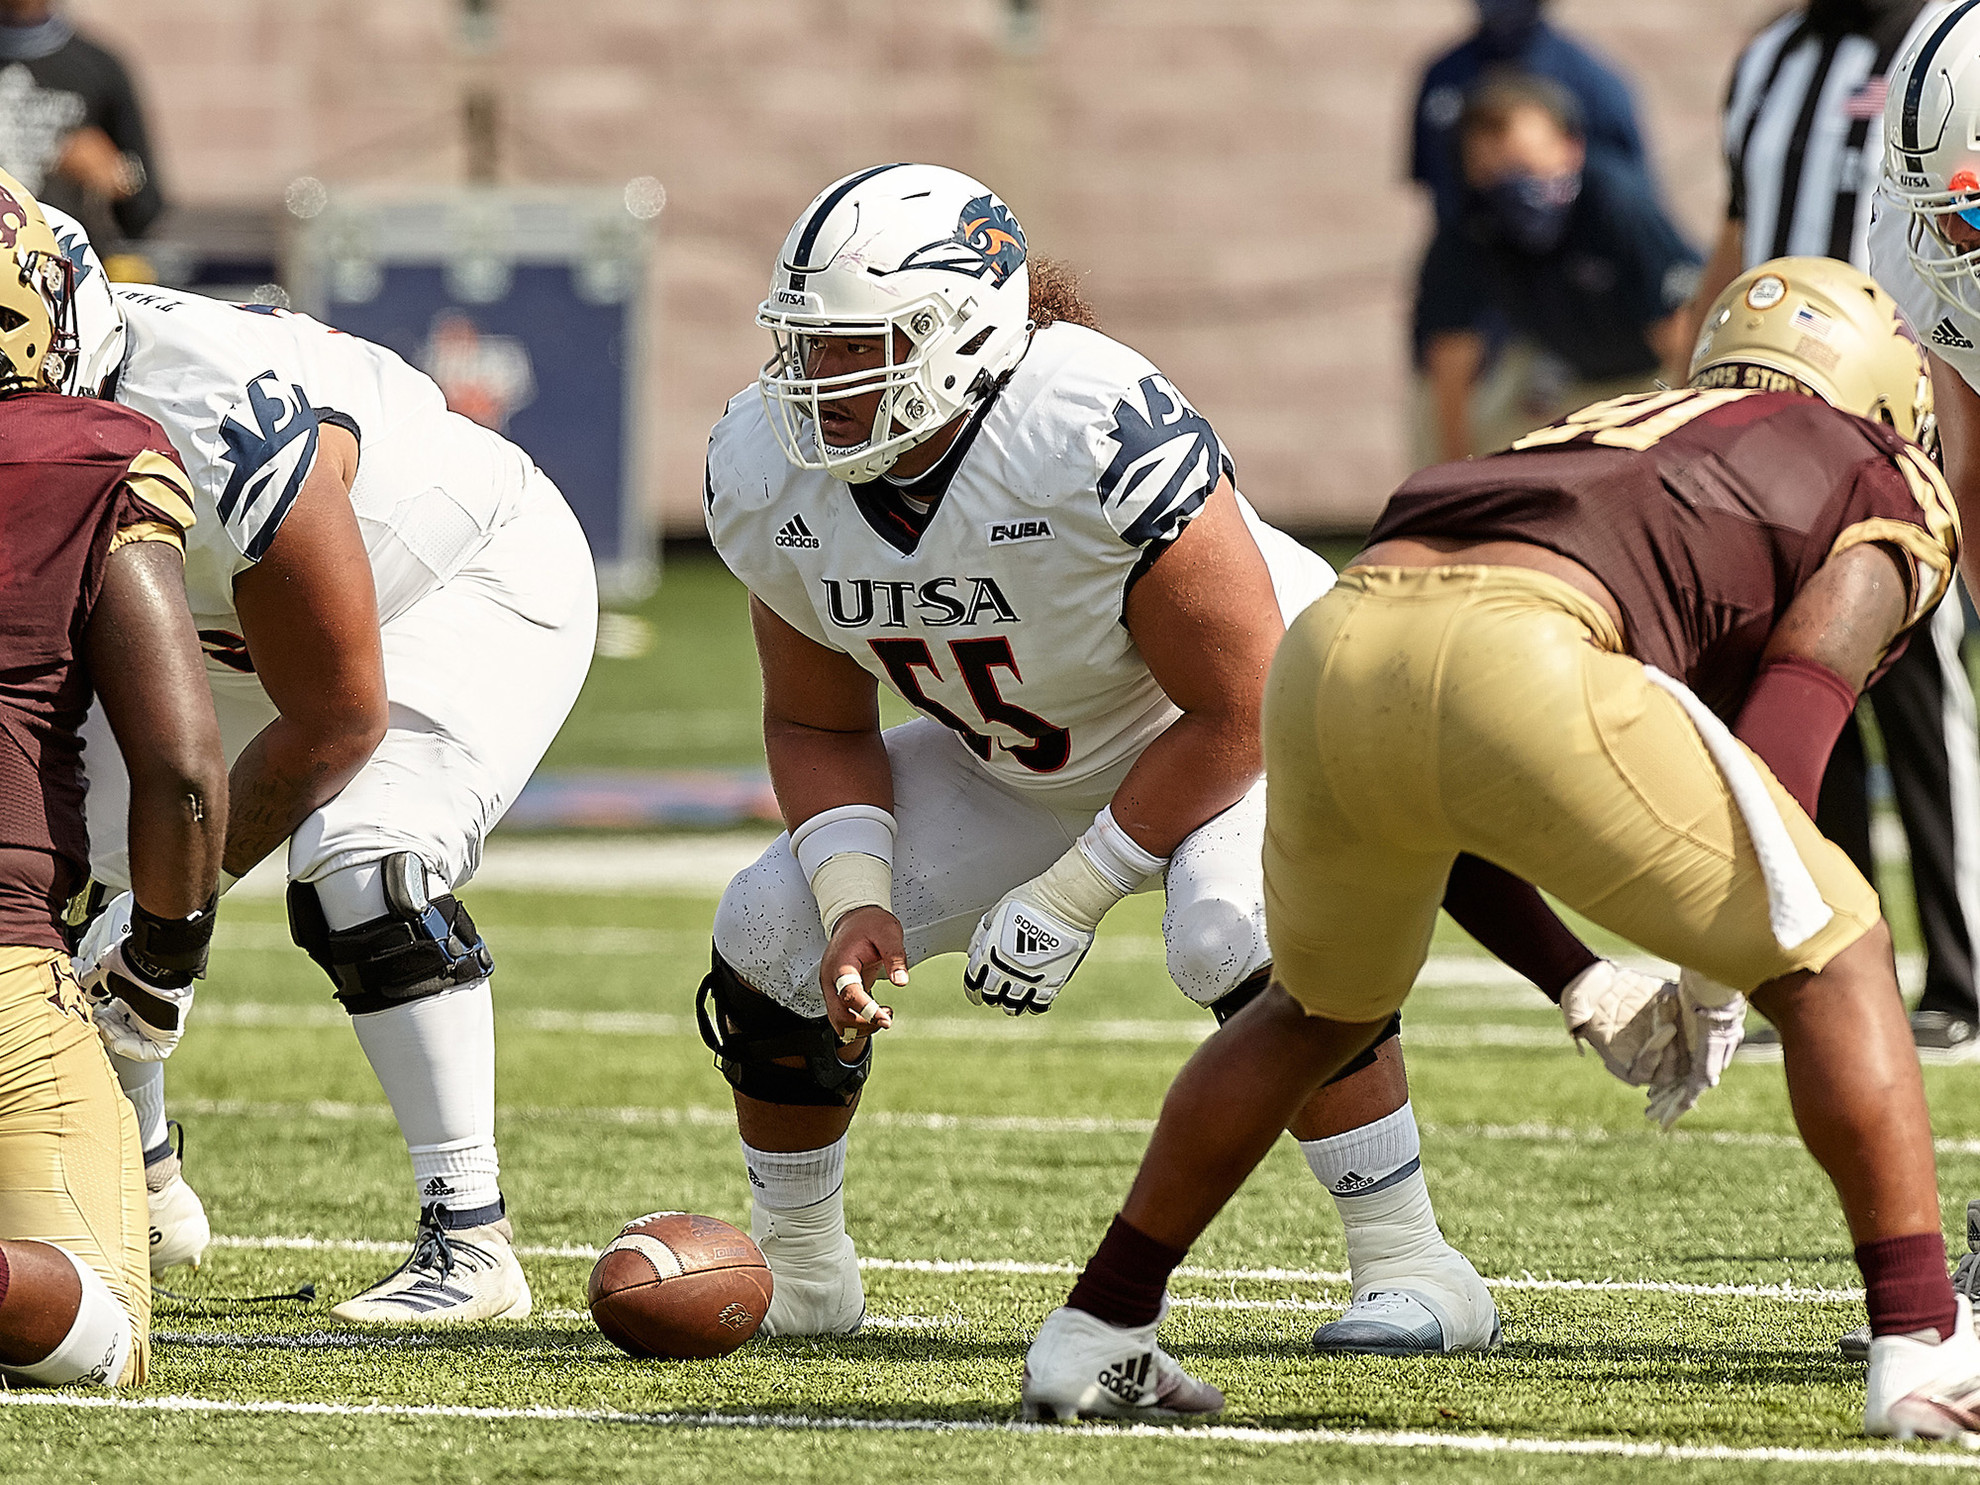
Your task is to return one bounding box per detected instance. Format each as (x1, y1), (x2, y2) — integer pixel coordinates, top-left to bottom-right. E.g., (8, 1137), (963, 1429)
(110, 286), (534, 634)
(707, 322), (1333, 793)
(1868, 198), (1980, 388)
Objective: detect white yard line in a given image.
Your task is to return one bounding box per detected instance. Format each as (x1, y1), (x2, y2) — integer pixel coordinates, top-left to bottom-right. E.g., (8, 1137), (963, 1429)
(197, 1234), (1862, 1303)
(0, 1392), (1970, 1470)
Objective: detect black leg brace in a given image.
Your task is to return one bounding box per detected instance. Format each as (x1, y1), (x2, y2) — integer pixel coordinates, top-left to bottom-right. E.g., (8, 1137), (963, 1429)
(696, 948), (872, 1107)
(1208, 967), (1403, 1086)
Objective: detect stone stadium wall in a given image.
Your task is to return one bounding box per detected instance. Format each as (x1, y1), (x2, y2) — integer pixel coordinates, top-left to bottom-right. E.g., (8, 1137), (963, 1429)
(71, 0), (1789, 533)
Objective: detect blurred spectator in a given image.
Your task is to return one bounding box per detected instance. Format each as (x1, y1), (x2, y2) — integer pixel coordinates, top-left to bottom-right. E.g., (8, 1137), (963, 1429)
(0, 0), (161, 261)
(1416, 75), (1700, 463)
(1410, 0), (1646, 231)
(1683, 0), (1980, 1060)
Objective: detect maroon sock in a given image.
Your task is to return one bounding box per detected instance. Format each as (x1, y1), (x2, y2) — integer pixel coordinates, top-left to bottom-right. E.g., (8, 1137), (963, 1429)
(1857, 1232), (1958, 1340)
(1066, 1215), (1188, 1328)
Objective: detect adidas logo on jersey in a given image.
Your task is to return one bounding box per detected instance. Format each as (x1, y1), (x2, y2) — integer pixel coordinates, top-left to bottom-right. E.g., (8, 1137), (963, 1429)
(1932, 317), (1975, 351)
(1013, 913), (1060, 956)
(987, 518), (1054, 546)
(776, 514), (821, 549)
(1095, 1352), (1154, 1403)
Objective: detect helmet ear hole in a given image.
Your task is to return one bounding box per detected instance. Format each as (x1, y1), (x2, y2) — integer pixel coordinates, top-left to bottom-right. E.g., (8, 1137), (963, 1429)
(0, 306), (25, 332)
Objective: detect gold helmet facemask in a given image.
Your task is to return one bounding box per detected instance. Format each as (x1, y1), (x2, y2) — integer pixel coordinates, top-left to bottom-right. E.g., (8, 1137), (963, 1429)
(0, 167), (76, 396)
(1688, 255), (1936, 458)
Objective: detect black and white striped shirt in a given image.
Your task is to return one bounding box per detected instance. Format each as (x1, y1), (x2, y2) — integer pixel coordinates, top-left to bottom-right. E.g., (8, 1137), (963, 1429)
(1724, 3), (1944, 271)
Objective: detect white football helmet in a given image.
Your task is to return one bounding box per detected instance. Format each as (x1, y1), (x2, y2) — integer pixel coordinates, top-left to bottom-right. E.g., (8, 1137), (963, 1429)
(1884, 1), (1980, 320)
(757, 163), (1032, 483)
(37, 203), (123, 397)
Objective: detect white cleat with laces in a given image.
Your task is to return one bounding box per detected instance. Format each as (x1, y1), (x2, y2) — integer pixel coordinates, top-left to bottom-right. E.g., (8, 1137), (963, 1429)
(1866, 1294), (1980, 1439)
(145, 1123), (211, 1275)
(329, 1202), (532, 1324)
(1021, 1303), (1224, 1421)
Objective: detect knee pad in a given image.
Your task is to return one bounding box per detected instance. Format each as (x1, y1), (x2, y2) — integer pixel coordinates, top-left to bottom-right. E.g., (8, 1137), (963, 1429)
(712, 851), (826, 997)
(1, 1243), (134, 1386)
(1165, 896), (1271, 1007)
(695, 948), (871, 1108)
(288, 852), (493, 1016)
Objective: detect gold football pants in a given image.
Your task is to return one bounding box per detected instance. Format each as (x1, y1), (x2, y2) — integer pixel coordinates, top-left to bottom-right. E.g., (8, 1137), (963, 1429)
(0, 946), (148, 1383)
(1262, 565), (1880, 1023)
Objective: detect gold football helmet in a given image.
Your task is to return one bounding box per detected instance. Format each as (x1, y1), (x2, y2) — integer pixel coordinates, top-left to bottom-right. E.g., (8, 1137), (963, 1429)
(1688, 256), (1935, 453)
(0, 167), (76, 396)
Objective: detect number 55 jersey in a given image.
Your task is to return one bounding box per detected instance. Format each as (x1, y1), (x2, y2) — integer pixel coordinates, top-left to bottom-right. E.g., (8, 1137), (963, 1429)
(706, 321), (1334, 793)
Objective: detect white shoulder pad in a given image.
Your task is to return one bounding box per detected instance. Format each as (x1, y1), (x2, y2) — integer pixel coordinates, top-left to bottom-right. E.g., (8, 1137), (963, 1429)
(1002, 325), (1232, 551)
(1869, 198), (1980, 391)
(114, 288), (338, 562)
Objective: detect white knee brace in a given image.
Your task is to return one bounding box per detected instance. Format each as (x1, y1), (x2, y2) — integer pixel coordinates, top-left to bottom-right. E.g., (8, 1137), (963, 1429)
(2, 1244), (134, 1387)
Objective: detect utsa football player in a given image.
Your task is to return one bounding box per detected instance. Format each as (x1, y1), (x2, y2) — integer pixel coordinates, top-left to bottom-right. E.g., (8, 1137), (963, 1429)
(47, 209), (598, 1324)
(0, 169), (226, 1386)
(1022, 257), (1980, 1439)
(700, 163), (1688, 1353)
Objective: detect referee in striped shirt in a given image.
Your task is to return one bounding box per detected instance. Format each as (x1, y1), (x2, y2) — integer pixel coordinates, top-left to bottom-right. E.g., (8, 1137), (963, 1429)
(1689, 0), (1980, 1062)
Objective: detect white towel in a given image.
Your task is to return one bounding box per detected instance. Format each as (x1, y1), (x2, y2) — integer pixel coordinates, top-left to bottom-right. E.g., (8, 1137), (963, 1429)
(1641, 667), (1833, 951)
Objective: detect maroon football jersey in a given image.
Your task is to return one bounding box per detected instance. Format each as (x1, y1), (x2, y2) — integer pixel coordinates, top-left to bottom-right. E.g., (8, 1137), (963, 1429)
(0, 391), (195, 946)
(1369, 388), (1958, 716)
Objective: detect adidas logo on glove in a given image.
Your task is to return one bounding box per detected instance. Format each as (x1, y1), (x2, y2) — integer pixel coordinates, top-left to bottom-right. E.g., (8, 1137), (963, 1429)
(775, 514), (821, 549)
(1012, 913), (1061, 956)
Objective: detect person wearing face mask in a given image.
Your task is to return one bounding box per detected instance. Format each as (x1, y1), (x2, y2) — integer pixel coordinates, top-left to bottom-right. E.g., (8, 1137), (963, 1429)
(1415, 74), (1701, 464)
(1409, 0), (1647, 234)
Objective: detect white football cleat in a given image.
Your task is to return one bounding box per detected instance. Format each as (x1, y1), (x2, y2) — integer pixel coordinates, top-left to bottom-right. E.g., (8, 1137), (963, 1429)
(1022, 1304), (1224, 1421)
(145, 1138), (210, 1276)
(1866, 1294), (1980, 1438)
(329, 1204), (532, 1324)
(1313, 1244), (1500, 1355)
(751, 1194), (864, 1338)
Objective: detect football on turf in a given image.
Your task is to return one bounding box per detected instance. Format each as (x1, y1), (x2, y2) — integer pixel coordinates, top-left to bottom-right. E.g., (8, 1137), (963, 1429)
(587, 1211), (772, 1358)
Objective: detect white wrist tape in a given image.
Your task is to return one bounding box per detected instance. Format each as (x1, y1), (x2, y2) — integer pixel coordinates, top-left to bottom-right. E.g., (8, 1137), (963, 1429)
(1029, 842), (1135, 936)
(791, 805), (896, 880)
(1077, 807), (1168, 895)
(810, 851), (893, 936)
(2, 1243), (133, 1386)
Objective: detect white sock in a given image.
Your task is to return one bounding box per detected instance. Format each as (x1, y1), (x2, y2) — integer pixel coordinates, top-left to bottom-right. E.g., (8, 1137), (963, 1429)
(742, 1134), (847, 1211)
(1300, 1101), (1455, 1291)
(1, 1243), (134, 1386)
(113, 1056), (168, 1156)
(350, 981), (501, 1216)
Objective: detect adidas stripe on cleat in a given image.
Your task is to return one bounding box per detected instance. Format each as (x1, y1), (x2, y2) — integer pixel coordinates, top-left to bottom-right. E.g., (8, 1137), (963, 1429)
(1020, 1304), (1224, 1422)
(329, 1202), (532, 1324)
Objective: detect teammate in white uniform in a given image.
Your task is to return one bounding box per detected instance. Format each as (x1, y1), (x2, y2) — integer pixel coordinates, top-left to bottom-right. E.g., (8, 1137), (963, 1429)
(48, 212), (598, 1323)
(697, 164), (1691, 1355)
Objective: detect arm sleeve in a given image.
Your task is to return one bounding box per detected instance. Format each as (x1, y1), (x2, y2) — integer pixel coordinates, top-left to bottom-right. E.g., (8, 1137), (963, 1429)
(1440, 854), (1599, 1002)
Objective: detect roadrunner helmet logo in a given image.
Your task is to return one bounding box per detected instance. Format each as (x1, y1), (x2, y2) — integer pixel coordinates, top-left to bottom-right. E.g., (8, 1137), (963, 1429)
(891, 194), (1027, 285)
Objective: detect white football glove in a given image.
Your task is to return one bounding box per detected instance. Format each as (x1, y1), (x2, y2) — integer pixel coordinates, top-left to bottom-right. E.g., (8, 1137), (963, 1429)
(965, 895), (1094, 1015)
(1559, 960), (1682, 1087)
(73, 890), (197, 1062)
(1644, 970), (1747, 1130)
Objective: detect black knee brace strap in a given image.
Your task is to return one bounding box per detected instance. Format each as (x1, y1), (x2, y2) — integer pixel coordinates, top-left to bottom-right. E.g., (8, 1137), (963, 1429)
(288, 858), (494, 1016)
(695, 949), (872, 1108)
(1208, 968), (1402, 1086)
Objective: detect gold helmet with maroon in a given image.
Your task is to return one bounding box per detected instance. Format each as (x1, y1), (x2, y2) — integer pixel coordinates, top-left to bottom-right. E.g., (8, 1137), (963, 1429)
(0, 167), (77, 396)
(1689, 256), (1936, 454)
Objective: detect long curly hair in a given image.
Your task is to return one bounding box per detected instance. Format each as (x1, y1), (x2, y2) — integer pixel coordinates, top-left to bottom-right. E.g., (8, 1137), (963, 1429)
(1028, 255), (1100, 331)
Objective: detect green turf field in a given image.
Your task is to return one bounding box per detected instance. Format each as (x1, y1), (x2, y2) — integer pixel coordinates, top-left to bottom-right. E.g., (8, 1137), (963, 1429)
(12, 881), (1980, 1482)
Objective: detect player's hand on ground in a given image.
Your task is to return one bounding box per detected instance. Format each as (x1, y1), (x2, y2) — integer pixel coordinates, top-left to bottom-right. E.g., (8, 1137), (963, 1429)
(1645, 970), (1746, 1129)
(73, 890), (197, 1061)
(821, 904), (904, 1043)
(964, 889), (1095, 1016)
(1560, 960), (1683, 1086)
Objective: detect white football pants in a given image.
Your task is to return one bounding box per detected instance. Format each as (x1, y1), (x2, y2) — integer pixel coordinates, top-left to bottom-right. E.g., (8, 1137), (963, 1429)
(714, 716), (1274, 1015)
(80, 465), (597, 895)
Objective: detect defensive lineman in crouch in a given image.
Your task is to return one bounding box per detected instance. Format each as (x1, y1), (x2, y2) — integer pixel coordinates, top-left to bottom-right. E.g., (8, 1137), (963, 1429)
(700, 163), (1681, 1351)
(51, 211), (598, 1322)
